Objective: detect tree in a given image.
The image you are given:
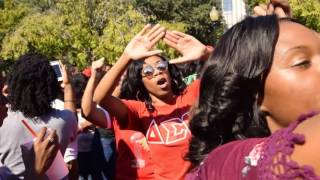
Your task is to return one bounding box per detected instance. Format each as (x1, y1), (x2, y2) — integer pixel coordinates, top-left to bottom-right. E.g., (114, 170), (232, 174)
(133, 0), (225, 45)
(0, 2), (38, 45)
(290, 0), (320, 31)
(0, 0), (188, 69)
(1, 11), (70, 61)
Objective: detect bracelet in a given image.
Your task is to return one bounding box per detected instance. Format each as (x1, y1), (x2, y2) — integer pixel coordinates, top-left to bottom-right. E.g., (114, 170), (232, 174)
(64, 100), (75, 102)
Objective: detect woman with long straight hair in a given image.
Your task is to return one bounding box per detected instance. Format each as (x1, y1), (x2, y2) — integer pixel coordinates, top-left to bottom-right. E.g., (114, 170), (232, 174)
(186, 13), (320, 179)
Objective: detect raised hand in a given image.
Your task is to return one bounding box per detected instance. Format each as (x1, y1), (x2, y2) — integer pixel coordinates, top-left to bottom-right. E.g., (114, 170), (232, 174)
(60, 61), (70, 89)
(164, 31), (207, 64)
(124, 24), (165, 60)
(92, 57), (105, 71)
(253, 0), (291, 18)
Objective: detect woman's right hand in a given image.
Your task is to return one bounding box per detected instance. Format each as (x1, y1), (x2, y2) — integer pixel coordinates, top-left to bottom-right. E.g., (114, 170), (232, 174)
(124, 24), (165, 60)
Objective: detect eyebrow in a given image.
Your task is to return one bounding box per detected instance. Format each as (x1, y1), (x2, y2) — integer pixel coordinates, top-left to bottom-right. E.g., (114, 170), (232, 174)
(283, 46), (309, 55)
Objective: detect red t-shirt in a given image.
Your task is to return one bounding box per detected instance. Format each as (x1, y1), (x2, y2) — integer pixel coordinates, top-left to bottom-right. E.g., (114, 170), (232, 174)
(122, 80), (200, 180)
(99, 106), (154, 179)
(113, 118), (155, 180)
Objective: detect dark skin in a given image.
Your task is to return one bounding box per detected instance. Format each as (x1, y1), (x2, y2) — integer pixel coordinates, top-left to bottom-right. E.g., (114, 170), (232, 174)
(260, 21), (320, 175)
(31, 127), (59, 180)
(261, 21), (320, 132)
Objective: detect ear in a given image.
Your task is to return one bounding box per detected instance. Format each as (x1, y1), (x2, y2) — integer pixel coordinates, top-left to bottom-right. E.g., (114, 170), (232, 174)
(259, 104), (270, 114)
(2, 85), (8, 97)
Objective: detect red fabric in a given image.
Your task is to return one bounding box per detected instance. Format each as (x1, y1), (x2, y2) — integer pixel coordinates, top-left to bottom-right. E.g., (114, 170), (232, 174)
(122, 80), (200, 180)
(113, 118), (154, 180)
(82, 68), (92, 77)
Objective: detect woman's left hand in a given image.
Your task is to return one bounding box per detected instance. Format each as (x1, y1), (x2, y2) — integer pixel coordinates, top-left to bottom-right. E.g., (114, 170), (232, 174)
(164, 31), (207, 64)
(33, 127), (59, 177)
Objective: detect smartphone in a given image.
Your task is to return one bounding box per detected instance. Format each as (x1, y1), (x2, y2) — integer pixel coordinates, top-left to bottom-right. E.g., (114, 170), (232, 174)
(50, 61), (63, 82)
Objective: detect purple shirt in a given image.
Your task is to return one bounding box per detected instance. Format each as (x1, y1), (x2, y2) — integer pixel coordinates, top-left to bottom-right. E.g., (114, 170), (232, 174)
(186, 138), (264, 180)
(186, 112), (320, 180)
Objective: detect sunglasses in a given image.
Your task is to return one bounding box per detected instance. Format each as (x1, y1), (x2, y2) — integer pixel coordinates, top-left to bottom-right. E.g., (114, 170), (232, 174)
(141, 60), (168, 79)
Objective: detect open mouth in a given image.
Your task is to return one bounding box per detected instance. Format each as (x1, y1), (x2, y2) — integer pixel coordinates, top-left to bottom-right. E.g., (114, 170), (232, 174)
(157, 78), (168, 89)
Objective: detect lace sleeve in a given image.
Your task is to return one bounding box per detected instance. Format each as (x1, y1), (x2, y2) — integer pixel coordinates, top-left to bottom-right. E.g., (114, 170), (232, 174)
(257, 112), (320, 179)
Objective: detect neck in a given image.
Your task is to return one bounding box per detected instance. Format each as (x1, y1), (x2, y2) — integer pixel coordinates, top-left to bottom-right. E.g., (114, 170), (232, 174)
(266, 115), (285, 133)
(149, 92), (176, 106)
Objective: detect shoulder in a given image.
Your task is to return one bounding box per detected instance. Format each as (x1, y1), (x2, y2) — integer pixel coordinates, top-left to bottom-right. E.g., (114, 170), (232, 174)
(187, 138), (265, 180)
(122, 99), (144, 107)
(53, 109), (76, 120)
(257, 112), (320, 179)
(48, 109), (77, 129)
(121, 99), (146, 114)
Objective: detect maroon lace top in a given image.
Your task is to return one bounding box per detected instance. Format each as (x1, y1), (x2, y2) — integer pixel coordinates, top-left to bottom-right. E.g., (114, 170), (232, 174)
(186, 112), (319, 180)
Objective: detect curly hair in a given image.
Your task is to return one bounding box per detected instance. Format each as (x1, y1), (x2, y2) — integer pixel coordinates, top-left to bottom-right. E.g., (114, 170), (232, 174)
(120, 55), (186, 112)
(186, 15), (285, 166)
(7, 53), (60, 118)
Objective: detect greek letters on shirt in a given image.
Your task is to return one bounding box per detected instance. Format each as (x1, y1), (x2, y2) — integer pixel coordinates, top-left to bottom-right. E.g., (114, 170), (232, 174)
(146, 112), (191, 145)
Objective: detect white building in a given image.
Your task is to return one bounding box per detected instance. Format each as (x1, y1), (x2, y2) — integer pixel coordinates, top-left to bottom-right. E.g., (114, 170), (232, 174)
(222, 0), (247, 28)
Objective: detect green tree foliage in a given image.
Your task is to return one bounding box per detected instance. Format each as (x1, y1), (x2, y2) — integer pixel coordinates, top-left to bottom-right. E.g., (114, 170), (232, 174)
(246, 0), (320, 31)
(290, 0), (320, 31)
(0, 0), (188, 69)
(1, 11), (68, 61)
(0, 2), (38, 43)
(133, 0), (225, 45)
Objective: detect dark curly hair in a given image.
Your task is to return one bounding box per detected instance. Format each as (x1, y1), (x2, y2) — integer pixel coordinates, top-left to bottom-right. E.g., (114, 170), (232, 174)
(7, 53), (60, 118)
(120, 54), (186, 112)
(186, 15), (286, 166)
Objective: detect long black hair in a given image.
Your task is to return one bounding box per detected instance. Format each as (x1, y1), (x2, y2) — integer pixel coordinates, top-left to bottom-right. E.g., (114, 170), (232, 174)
(120, 55), (186, 112)
(186, 15), (281, 166)
(7, 53), (60, 118)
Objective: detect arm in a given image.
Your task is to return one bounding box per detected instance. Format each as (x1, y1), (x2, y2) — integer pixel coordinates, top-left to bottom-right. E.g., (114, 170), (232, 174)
(92, 54), (131, 123)
(93, 24), (165, 123)
(60, 62), (76, 113)
(59, 63), (78, 179)
(81, 58), (113, 128)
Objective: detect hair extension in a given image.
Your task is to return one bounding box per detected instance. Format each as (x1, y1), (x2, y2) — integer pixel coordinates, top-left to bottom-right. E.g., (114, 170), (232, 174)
(186, 15), (283, 166)
(7, 52), (60, 118)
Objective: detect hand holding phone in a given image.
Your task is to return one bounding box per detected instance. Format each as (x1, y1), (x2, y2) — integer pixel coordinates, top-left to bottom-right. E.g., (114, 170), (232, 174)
(50, 61), (63, 82)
